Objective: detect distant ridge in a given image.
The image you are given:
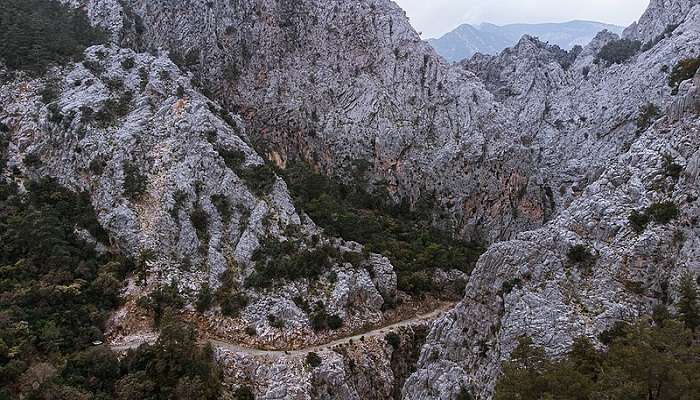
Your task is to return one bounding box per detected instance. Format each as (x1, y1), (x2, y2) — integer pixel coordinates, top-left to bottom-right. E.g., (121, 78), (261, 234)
(428, 20), (625, 62)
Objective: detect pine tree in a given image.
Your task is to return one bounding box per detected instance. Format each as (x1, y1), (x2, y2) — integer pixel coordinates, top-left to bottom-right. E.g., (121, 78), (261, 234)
(678, 273), (699, 331)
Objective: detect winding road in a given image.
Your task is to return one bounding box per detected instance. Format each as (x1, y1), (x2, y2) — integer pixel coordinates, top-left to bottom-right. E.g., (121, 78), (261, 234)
(110, 302), (454, 357)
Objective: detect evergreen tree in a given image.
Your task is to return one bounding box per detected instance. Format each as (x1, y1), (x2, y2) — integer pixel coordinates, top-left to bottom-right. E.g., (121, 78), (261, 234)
(677, 273), (699, 331)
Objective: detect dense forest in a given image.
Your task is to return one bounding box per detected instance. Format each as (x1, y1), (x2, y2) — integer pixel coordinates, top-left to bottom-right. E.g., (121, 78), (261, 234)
(0, 179), (222, 399)
(280, 162), (485, 294)
(0, 0), (106, 74)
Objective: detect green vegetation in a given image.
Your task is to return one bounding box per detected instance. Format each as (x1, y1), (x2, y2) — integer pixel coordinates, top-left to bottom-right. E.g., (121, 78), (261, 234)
(189, 205), (210, 244)
(663, 154), (684, 179)
(0, 178), (223, 399)
(385, 332), (401, 350)
(122, 160), (148, 200)
(567, 244), (595, 268)
(138, 280), (185, 326)
(629, 201), (680, 233)
(211, 194), (232, 224)
(215, 265), (249, 317)
(668, 57), (700, 95)
(636, 103), (661, 133)
(0, 0), (106, 74)
(213, 146), (276, 197)
(494, 314), (700, 400)
(678, 273), (699, 331)
(457, 387), (474, 400)
(238, 164), (277, 197)
(246, 237), (339, 288)
(195, 282), (213, 312)
(595, 39), (641, 65)
(279, 162), (484, 294)
(305, 352), (322, 368)
(308, 301), (343, 332)
(94, 91), (134, 127)
(233, 386), (255, 400)
(501, 277), (523, 295)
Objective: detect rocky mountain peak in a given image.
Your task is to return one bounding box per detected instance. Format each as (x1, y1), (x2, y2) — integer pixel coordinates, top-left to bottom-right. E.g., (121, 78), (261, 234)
(624, 0), (700, 43)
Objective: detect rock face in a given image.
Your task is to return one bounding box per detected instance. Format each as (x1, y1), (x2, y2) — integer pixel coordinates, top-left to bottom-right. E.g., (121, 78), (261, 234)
(404, 3), (700, 398)
(0, 44), (396, 347)
(3, 0), (700, 399)
(83, 0), (559, 244)
(623, 0), (700, 43)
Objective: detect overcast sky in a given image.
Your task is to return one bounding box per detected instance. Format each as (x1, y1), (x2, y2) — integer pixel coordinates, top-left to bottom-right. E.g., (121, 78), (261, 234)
(394, 0), (650, 38)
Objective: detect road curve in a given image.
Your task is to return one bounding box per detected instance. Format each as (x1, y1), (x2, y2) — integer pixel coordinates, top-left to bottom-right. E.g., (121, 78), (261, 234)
(110, 302), (454, 357)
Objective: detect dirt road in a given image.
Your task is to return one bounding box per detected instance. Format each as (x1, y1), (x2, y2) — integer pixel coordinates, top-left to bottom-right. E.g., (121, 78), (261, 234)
(110, 302), (454, 357)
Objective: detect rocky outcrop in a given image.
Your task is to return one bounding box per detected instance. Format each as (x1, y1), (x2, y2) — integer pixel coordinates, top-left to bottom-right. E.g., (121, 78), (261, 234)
(216, 324), (429, 400)
(0, 44), (396, 348)
(4, 0), (700, 399)
(70, 0), (560, 244)
(404, 4), (700, 398)
(623, 0), (700, 43)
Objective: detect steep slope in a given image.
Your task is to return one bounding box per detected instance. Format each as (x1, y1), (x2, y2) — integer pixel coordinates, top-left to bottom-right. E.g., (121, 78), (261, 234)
(0, 44), (399, 350)
(404, 2), (700, 398)
(429, 20), (623, 62)
(77, 0), (560, 245)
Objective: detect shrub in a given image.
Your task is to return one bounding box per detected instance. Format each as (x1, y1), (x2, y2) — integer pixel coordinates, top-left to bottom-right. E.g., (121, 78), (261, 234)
(567, 244), (594, 265)
(140, 281), (184, 326)
(595, 39), (641, 65)
(219, 149), (246, 170)
(678, 273), (699, 331)
(233, 386), (255, 400)
(246, 239), (336, 288)
(94, 91), (133, 127)
(501, 278), (523, 295)
(239, 164), (277, 196)
(0, 0), (106, 73)
(635, 103), (661, 132)
(121, 57), (135, 70)
(89, 157), (107, 175)
(668, 57), (700, 95)
(495, 319), (700, 400)
(305, 352), (322, 368)
(190, 205), (210, 242)
(646, 201), (680, 224)
(629, 202), (679, 233)
(629, 210), (650, 233)
(279, 162), (484, 295)
(211, 194), (232, 224)
(219, 292), (248, 317)
(663, 154), (683, 179)
(385, 332), (401, 349)
(195, 283), (213, 312)
(327, 314), (343, 330)
(267, 314), (285, 329)
(457, 387), (474, 400)
(122, 161), (147, 200)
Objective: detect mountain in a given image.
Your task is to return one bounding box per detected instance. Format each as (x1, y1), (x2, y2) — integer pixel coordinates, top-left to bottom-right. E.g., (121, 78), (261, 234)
(1, 0), (700, 399)
(428, 20), (625, 61)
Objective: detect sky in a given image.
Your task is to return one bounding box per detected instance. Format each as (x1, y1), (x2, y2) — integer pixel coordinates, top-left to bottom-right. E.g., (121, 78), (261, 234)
(393, 0), (650, 38)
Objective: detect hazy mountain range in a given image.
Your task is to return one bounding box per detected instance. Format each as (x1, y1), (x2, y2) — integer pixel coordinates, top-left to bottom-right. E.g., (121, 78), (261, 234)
(428, 20), (625, 61)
